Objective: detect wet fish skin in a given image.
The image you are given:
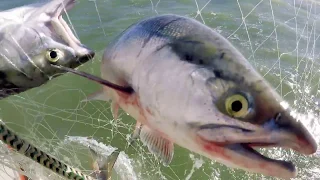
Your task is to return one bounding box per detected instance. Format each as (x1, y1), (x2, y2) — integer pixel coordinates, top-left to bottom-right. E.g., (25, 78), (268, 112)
(0, 0), (95, 99)
(0, 0), (95, 179)
(65, 14), (317, 179)
(1, 121), (95, 180)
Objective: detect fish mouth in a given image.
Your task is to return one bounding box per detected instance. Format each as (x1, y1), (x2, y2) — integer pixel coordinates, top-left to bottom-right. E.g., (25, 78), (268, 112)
(196, 116), (317, 179)
(69, 50), (95, 69)
(235, 142), (295, 171)
(39, 0), (95, 77)
(197, 136), (297, 179)
(35, 0), (95, 68)
(231, 143), (296, 177)
(52, 0), (95, 62)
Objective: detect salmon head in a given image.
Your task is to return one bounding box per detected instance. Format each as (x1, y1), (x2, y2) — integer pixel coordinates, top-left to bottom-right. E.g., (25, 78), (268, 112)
(0, 0), (94, 98)
(53, 14), (318, 179)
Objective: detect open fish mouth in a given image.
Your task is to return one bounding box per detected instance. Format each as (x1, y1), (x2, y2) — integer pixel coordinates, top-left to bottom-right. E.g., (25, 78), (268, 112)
(237, 143), (295, 171)
(26, 0), (96, 69)
(235, 143), (296, 175)
(196, 116), (317, 179)
(48, 0), (95, 62)
(197, 136), (297, 179)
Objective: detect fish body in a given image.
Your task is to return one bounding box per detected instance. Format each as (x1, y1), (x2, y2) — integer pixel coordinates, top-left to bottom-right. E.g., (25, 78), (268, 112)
(0, 0), (94, 98)
(70, 14), (317, 179)
(0, 0), (95, 179)
(1, 121), (95, 180)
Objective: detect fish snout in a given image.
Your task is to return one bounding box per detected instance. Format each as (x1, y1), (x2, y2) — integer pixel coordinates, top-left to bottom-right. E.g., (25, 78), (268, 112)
(78, 47), (95, 63)
(70, 48), (95, 68)
(271, 111), (318, 155)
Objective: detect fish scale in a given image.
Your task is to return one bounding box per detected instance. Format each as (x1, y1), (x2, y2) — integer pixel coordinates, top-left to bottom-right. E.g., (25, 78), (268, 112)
(0, 121), (95, 180)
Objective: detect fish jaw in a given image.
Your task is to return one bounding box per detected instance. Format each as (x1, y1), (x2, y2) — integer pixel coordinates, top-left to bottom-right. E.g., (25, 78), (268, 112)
(192, 135), (297, 179)
(181, 110), (317, 179)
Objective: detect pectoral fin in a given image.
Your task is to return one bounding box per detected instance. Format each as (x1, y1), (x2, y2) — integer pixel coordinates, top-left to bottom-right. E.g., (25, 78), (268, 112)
(111, 101), (119, 120)
(139, 126), (174, 166)
(128, 122), (143, 147)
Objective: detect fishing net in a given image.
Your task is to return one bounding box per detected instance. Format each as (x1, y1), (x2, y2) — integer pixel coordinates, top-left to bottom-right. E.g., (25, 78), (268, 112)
(0, 0), (320, 179)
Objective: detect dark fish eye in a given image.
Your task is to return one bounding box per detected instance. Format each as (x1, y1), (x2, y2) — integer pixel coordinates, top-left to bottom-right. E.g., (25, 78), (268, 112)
(225, 94), (250, 118)
(50, 51), (57, 59)
(46, 49), (62, 63)
(231, 100), (242, 112)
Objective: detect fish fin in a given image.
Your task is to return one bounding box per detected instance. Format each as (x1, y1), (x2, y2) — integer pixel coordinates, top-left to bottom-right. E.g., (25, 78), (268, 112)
(140, 126), (174, 166)
(105, 150), (120, 173)
(82, 89), (110, 102)
(89, 147), (119, 180)
(111, 101), (119, 120)
(128, 122), (143, 147)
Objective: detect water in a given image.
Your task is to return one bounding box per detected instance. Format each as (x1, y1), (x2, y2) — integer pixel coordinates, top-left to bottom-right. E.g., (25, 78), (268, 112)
(0, 0), (320, 179)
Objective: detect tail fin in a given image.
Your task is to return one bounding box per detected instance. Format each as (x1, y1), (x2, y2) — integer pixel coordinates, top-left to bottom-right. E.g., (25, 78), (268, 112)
(89, 147), (120, 180)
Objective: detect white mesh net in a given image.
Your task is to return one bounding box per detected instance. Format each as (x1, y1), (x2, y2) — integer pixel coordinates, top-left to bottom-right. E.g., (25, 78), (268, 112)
(0, 0), (320, 179)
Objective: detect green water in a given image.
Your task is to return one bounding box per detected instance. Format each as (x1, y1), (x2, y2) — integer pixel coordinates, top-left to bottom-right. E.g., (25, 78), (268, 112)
(0, 0), (320, 179)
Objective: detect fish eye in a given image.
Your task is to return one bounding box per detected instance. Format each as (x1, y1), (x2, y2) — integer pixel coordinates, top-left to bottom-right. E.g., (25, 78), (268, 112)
(46, 49), (62, 63)
(225, 94), (250, 118)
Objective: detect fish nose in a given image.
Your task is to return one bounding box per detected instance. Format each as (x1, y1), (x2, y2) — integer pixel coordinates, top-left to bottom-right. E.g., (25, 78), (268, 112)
(78, 49), (95, 64)
(277, 111), (317, 155)
(69, 48), (95, 69)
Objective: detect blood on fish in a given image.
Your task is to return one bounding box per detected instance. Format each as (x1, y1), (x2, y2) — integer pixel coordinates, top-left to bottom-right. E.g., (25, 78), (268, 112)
(258, 162), (267, 169)
(115, 90), (150, 126)
(6, 145), (30, 180)
(196, 136), (231, 160)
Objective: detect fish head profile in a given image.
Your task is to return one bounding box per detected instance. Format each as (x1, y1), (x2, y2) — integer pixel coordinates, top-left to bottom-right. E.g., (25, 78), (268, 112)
(50, 14), (318, 179)
(161, 16), (318, 179)
(109, 14), (317, 179)
(0, 0), (94, 96)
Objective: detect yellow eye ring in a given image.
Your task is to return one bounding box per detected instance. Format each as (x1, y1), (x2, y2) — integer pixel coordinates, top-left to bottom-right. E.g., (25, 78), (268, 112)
(46, 49), (62, 63)
(225, 94), (249, 118)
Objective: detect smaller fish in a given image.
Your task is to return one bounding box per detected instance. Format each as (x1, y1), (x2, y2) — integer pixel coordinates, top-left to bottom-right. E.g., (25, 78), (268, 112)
(89, 147), (120, 180)
(0, 121), (94, 180)
(0, 0), (95, 99)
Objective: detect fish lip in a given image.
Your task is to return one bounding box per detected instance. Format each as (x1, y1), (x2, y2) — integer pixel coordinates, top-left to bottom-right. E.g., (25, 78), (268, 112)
(69, 50), (95, 69)
(197, 119), (317, 156)
(230, 143), (296, 175)
(78, 50), (95, 63)
(197, 134), (297, 178)
(195, 120), (316, 178)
